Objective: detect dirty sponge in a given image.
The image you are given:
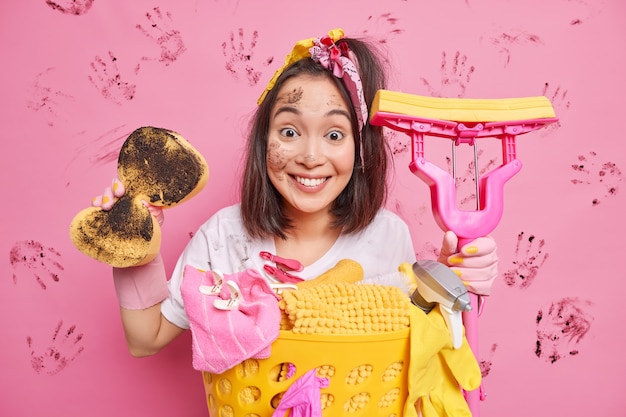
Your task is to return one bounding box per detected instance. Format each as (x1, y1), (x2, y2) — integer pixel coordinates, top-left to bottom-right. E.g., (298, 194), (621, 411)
(69, 127), (208, 267)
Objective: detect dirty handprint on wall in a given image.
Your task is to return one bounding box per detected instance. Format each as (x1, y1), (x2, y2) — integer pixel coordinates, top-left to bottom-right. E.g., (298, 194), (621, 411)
(535, 297), (593, 364)
(503, 232), (548, 289)
(27, 320), (85, 375)
(222, 28), (274, 86)
(136, 7), (187, 66)
(88, 51), (137, 104)
(420, 50), (475, 98)
(9, 240), (64, 290)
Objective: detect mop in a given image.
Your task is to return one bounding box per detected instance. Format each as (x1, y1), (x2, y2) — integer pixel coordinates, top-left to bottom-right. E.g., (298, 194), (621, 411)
(370, 89), (558, 416)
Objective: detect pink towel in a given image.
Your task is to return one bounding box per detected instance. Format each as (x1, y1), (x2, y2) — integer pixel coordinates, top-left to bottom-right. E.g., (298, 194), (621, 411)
(181, 266), (280, 373)
(272, 369), (330, 417)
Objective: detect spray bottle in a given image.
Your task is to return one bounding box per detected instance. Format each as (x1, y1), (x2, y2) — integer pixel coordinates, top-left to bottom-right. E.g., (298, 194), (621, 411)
(407, 260), (472, 349)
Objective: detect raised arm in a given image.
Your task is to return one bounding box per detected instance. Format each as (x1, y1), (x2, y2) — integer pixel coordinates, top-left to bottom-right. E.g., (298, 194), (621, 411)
(113, 254), (184, 356)
(91, 178), (185, 356)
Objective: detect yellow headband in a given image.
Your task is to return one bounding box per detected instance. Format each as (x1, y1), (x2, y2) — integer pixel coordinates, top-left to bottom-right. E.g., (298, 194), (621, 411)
(257, 28), (345, 105)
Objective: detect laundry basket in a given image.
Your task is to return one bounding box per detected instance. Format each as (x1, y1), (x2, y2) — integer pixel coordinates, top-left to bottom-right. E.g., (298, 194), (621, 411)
(203, 328), (411, 417)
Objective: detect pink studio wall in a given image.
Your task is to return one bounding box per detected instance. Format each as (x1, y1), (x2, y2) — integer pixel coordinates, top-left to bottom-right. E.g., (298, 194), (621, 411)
(1, 0), (624, 416)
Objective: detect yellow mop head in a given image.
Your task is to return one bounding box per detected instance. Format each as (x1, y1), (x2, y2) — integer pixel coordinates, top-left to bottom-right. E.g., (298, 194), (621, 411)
(370, 89), (556, 123)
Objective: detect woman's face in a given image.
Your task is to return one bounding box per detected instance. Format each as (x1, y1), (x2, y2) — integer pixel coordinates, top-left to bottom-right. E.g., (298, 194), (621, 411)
(266, 74), (355, 219)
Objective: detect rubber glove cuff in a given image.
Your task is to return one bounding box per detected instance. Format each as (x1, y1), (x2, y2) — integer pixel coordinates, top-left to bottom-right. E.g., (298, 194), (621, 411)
(113, 253), (168, 310)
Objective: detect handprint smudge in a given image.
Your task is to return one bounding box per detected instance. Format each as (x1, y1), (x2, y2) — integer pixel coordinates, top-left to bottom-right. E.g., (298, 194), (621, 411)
(26, 67), (74, 127)
(88, 51), (136, 104)
(570, 151), (623, 205)
(561, 0), (598, 25)
(420, 51), (475, 98)
(390, 197), (430, 236)
(9, 240), (63, 290)
(222, 28), (274, 86)
(27, 321), (84, 375)
(415, 240), (442, 262)
(503, 232), (548, 289)
(445, 149), (498, 209)
(535, 297), (593, 364)
(136, 7), (186, 66)
(480, 343), (498, 378)
(488, 29), (543, 67)
(45, 0), (94, 15)
(540, 82), (569, 134)
(64, 126), (130, 181)
(87, 127), (130, 166)
(385, 129), (409, 156)
(362, 13), (405, 45)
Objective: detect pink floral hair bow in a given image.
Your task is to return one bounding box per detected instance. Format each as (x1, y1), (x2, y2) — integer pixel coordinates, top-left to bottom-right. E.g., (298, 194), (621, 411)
(257, 29), (368, 134)
(309, 35), (369, 132)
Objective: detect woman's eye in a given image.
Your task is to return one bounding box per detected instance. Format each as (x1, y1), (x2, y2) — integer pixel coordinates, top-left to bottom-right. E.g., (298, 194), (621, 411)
(279, 128), (299, 138)
(326, 130), (344, 141)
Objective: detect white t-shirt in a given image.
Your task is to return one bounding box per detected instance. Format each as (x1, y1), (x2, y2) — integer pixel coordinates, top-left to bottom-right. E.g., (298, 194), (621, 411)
(161, 204), (417, 329)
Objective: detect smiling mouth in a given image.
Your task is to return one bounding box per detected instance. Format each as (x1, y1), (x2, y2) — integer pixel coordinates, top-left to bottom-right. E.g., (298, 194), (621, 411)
(294, 175), (328, 187)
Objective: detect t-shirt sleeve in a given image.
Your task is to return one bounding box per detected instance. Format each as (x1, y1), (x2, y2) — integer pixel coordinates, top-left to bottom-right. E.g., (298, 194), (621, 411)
(160, 226), (212, 329)
(385, 211), (417, 265)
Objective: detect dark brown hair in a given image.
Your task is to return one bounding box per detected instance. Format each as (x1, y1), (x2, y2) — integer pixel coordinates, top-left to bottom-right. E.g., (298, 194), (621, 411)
(240, 37), (390, 240)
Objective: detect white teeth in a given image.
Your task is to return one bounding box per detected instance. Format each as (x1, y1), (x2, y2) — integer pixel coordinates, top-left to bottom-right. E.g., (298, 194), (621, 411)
(295, 176), (326, 187)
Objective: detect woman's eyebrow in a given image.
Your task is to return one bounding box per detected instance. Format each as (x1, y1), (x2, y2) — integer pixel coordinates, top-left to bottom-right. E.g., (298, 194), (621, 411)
(272, 106), (301, 119)
(326, 108), (351, 120)
(272, 106), (351, 121)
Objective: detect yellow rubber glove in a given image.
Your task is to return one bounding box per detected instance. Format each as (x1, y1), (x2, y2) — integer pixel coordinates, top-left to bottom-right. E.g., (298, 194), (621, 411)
(404, 305), (481, 417)
(296, 259), (363, 289)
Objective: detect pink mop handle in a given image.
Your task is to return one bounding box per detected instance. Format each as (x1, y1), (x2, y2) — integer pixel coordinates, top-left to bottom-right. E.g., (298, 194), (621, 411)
(369, 109), (559, 417)
(413, 137), (520, 417)
(458, 236), (483, 415)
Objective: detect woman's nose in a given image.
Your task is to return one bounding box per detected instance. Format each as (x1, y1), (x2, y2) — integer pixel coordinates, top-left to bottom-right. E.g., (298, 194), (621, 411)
(298, 138), (325, 167)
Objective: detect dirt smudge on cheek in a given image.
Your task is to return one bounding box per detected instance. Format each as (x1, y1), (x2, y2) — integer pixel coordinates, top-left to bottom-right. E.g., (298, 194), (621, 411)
(267, 140), (288, 180)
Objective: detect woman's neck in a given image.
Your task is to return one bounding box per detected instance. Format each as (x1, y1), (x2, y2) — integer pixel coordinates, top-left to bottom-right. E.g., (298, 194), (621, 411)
(274, 210), (342, 267)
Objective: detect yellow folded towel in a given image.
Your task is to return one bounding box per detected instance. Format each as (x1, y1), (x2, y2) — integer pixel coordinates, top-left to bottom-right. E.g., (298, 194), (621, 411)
(279, 282), (412, 333)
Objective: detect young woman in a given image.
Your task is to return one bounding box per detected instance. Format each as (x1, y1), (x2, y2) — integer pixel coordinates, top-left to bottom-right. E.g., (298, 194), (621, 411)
(96, 29), (498, 357)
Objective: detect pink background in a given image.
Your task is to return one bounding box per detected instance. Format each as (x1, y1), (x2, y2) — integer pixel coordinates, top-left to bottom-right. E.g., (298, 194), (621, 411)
(1, 0), (624, 416)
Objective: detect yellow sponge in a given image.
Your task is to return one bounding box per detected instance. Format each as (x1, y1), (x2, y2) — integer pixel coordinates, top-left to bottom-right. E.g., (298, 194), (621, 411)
(370, 89), (556, 123)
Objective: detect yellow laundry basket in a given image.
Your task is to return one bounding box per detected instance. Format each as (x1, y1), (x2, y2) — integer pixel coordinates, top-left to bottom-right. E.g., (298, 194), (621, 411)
(203, 328), (411, 417)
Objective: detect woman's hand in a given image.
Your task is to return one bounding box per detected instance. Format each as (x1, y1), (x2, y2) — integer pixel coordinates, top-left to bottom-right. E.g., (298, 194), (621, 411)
(91, 177), (164, 225)
(437, 231), (498, 296)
